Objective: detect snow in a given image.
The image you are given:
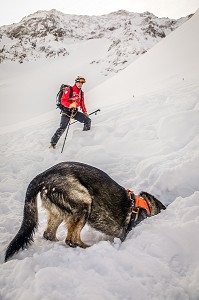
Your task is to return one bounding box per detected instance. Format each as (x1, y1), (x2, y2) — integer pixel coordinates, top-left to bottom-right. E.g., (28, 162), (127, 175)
(0, 9), (199, 300)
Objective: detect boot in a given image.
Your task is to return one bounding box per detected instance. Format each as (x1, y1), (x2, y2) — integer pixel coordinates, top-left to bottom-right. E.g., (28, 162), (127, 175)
(49, 143), (56, 149)
(83, 124), (91, 131)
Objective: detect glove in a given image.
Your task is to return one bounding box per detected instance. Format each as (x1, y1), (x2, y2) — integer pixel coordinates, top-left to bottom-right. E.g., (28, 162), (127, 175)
(83, 112), (89, 117)
(69, 102), (77, 109)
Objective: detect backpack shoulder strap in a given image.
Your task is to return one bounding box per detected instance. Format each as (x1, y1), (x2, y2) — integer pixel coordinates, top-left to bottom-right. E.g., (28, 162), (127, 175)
(69, 86), (73, 98)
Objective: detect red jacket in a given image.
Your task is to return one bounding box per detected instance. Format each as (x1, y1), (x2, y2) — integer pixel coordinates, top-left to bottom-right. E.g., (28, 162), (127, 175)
(61, 84), (87, 113)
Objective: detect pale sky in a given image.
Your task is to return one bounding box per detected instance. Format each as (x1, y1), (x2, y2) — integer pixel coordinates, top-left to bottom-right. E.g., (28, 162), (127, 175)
(0, 0), (198, 26)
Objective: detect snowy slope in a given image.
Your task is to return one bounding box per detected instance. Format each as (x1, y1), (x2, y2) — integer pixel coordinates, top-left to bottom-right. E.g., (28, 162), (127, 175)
(0, 10), (191, 127)
(0, 38), (110, 127)
(0, 9), (199, 300)
(87, 9), (199, 110)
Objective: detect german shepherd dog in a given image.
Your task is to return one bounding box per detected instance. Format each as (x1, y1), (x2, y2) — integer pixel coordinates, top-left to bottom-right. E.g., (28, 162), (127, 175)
(5, 162), (166, 262)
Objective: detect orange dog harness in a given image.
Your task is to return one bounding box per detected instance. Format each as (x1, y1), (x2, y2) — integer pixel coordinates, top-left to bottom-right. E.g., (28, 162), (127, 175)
(126, 189), (150, 216)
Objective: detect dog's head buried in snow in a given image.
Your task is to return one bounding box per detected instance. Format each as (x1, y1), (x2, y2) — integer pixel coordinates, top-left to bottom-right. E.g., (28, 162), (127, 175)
(5, 162), (166, 262)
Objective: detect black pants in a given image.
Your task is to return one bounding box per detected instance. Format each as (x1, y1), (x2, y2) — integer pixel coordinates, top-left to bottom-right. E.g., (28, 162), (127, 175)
(51, 110), (91, 145)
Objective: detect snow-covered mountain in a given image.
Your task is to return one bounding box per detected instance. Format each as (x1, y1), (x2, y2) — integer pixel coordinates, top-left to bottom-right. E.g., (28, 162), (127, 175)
(0, 9), (191, 74)
(0, 8), (199, 300)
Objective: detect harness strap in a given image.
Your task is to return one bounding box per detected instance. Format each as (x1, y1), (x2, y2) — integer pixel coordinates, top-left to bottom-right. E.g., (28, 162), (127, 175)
(62, 110), (78, 118)
(126, 189), (151, 216)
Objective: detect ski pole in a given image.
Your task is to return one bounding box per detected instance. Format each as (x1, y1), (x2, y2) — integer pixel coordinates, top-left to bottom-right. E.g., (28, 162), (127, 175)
(61, 109), (75, 153)
(70, 109), (100, 125)
(61, 108), (100, 153)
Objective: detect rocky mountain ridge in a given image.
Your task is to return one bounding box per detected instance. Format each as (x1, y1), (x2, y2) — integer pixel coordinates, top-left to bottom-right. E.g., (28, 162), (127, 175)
(0, 9), (192, 74)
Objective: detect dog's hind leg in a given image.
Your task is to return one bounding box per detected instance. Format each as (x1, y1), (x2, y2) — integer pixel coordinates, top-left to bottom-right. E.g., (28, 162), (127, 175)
(41, 192), (63, 241)
(43, 209), (63, 241)
(65, 204), (90, 249)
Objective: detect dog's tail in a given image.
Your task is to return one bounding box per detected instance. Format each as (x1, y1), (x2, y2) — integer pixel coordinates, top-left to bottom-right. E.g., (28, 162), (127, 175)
(5, 175), (42, 262)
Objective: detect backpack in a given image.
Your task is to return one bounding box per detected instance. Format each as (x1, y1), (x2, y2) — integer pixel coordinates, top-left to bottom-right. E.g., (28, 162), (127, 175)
(56, 84), (73, 110)
(56, 84), (83, 110)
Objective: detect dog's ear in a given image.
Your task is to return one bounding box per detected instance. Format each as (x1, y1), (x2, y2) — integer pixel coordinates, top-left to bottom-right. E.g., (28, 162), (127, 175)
(140, 192), (166, 210)
(139, 191), (149, 200)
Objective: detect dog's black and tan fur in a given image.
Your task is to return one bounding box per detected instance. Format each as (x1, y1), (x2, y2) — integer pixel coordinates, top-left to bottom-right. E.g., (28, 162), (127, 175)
(5, 162), (166, 262)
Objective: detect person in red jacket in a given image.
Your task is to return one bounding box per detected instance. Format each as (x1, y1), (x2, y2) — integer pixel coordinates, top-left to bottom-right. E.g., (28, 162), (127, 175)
(50, 76), (91, 149)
